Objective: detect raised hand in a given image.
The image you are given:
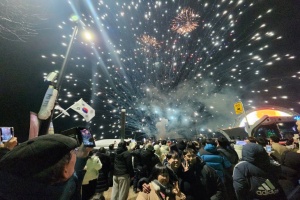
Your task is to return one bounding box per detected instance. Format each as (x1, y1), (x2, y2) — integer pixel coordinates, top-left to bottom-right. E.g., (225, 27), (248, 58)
(182, 160), (189, 172)
(172, 181), (186, 200)
(142, 183), (151, 194)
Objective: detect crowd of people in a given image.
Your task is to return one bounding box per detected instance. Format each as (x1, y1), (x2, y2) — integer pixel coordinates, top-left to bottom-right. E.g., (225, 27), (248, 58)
(0, 127), (300, 200)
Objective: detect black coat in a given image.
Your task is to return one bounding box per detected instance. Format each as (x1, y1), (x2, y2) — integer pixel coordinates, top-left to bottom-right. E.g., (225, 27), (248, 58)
(113, 146), (134, 177)
(136, 149), (161, 177)
(95, 152), (110, 193)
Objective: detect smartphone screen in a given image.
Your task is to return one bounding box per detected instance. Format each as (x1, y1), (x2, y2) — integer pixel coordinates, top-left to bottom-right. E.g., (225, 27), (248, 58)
(0, 127), (14, 142)
(79, 128), (95, 147)
(266, 145), (272, 153)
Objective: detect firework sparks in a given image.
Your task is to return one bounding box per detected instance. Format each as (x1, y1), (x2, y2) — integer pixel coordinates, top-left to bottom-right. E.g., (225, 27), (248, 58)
(171, 7), (200, 35)
(37, 0), (298, 139)
(138, 34), (161, 55)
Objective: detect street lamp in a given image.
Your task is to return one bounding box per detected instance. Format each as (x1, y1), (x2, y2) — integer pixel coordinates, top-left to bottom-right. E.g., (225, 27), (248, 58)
(39, 15), (94, 135)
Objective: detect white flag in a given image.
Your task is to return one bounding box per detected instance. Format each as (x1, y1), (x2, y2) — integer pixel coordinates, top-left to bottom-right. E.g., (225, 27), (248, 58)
(70, 99), (95, 122)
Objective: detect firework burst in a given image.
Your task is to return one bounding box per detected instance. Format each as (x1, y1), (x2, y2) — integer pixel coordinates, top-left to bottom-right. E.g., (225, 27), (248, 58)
(171, 7), (199, 35)
(138, 34), (161, 55)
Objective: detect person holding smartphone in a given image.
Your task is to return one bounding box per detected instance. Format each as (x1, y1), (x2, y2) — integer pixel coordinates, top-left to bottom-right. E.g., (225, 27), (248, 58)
(0, 136), (18, 159)
(0, 134), (93, 200)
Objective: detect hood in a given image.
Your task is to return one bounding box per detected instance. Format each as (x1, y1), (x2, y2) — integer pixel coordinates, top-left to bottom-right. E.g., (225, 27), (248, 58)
(204, 143), (218, 153)
(242, 143), (270, 170)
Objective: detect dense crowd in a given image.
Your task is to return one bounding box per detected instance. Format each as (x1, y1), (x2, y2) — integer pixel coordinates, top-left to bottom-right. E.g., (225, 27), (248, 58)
(0, 128), (299, 200)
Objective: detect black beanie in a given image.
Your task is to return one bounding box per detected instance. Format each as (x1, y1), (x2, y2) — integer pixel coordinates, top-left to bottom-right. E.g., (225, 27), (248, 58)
(0, 134), (78, 178)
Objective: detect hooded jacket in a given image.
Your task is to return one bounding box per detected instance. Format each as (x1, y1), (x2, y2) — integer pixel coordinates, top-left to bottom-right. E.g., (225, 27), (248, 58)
(233, 143), (286, 200)
(198, 144), (231, 182)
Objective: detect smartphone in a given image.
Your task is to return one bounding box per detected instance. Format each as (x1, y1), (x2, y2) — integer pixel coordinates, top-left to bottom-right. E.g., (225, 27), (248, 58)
(59, 127), (95, 147)
(0, 127), (14, 142)
(266, 145), (272, 153)
(78, 127), (95, 147)
(236, 140), (247, 146)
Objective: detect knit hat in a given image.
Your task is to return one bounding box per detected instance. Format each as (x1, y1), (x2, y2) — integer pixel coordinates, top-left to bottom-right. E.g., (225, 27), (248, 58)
(0, 134), (78, 178)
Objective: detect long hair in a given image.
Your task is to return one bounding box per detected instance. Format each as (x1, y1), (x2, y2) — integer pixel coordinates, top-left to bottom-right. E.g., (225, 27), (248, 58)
(148, 163), (169, 182)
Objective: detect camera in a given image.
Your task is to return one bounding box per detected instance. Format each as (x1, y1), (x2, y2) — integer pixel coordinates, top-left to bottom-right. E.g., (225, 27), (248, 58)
(0, 127), (14, 142)
(58, 127), (95, 147)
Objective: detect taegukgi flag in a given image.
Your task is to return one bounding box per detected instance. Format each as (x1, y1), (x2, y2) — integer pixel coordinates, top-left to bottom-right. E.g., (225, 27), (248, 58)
(70, 99), (95, 122)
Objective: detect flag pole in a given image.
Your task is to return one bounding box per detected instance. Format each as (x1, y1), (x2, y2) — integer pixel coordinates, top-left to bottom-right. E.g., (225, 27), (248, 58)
(56, 25), (78, 89)
(53, 106), (72, 120)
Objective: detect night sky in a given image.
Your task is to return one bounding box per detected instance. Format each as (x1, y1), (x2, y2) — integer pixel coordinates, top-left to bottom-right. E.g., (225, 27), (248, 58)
(0, 0), (300, 142)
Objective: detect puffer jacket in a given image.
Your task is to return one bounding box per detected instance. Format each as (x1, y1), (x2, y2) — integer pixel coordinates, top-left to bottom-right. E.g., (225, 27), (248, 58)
(198, 144), (231, 182)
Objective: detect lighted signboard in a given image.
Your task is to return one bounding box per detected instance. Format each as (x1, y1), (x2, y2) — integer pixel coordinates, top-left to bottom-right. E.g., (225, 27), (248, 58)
(238, 109), (293, 127)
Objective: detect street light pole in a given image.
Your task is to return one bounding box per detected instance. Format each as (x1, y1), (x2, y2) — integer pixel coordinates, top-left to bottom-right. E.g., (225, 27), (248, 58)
(38, 23), (78, 136)
(56, 25), (78, 89)
(121, 109), (126, 142)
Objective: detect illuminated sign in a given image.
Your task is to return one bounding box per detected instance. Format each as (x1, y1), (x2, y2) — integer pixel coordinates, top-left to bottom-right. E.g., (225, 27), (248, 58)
(238, 109), (292, 127)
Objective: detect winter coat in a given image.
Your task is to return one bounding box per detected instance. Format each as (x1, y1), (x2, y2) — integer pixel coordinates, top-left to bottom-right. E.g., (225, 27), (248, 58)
(136, 149), (161, 177)
(271, 143), (288, 161)
(217, 146), (239, 165)
(113, 145), (134, 177)
(233, 143), (286, 200)
(280, 150), (300, 186)
(82, 155), (102, 185)
(198, 144), (231, 182)
(179, 157), (225, 200)
(95, 152), (111, 193)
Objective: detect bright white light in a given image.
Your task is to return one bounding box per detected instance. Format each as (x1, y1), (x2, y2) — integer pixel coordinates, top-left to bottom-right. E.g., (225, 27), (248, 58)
(83, 31), (93, 41)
